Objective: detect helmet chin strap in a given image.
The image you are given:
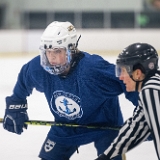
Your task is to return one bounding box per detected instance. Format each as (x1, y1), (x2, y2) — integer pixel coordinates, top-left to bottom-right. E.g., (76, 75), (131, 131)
(130, 75), (144, 92)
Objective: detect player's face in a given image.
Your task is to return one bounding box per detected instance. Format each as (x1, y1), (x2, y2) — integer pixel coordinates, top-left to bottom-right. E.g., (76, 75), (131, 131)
(119, 67), (136, 92)
(45, 48), (67, 66)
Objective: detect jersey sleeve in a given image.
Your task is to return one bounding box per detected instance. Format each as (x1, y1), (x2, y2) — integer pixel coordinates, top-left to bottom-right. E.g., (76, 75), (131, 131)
(10, 56), (45, 101)
(103, 106), (150, 159)
(12, 63), (35, 100)
(81, 54), (139, 106)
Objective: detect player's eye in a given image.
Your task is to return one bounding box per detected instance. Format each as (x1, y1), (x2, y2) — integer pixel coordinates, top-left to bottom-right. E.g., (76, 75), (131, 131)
(53, 49), (61, 54)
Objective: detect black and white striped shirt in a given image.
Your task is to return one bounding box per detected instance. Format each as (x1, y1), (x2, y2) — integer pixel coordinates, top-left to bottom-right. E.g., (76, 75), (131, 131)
(103, 72), (160, 160)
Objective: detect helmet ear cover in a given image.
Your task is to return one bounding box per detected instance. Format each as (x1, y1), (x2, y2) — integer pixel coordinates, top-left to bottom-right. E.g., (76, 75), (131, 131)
(133, 63), (146, 74)
(68, 43), (76, 54)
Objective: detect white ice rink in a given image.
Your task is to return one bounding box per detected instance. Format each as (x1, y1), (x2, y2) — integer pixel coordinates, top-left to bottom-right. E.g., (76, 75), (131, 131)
(0, 55), (157, 160)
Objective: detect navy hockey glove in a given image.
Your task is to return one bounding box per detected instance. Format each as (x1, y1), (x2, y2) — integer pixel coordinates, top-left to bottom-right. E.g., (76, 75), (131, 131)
(95, 154), (112, 160)
(3, 96), (29, 135)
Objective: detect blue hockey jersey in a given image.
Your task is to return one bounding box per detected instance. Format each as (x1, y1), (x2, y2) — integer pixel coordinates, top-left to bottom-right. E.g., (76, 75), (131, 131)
(10, 52), (138, 145)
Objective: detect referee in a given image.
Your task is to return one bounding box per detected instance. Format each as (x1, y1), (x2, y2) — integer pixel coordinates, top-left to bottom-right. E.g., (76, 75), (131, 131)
(95, 43), (160, 160)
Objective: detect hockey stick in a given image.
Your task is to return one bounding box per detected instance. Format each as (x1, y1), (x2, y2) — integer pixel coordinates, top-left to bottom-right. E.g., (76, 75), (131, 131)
(0, 118), (121, 130)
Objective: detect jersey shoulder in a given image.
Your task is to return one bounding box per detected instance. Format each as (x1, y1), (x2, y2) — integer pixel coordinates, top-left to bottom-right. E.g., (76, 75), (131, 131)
(80, 52), (116, 79)
(142, 73), (160, 91)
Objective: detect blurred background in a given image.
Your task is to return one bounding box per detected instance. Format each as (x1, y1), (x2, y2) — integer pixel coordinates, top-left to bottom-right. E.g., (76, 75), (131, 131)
(0, 0), (160, 56)
(0, 1), (159, 159)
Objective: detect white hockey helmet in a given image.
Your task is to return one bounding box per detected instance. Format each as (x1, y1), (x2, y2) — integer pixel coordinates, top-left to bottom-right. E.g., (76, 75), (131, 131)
(39, 21), (77, 75)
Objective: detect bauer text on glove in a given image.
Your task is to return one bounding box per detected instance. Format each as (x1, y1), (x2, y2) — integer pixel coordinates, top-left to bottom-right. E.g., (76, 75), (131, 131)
(3, 96), (29, 135)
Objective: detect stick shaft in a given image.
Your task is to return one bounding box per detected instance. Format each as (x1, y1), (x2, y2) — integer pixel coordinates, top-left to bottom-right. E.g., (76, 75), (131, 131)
(0, 118), (120, 130)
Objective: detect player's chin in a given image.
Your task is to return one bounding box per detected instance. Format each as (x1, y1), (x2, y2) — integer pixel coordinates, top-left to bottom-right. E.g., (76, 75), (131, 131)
(126, 86), (135, 92)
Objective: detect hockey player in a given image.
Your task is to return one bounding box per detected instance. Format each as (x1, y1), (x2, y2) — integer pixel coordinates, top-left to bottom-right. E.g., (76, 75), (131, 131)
(95, 43), (160, 160)
(3, 21), (138, 160)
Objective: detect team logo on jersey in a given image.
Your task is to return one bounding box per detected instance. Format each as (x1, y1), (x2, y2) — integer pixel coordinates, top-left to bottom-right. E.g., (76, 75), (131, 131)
(50, 90), (83, 120)
(44, 139), (55, 152)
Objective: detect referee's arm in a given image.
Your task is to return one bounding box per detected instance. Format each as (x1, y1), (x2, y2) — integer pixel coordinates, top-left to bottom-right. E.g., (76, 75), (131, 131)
(96, 106), (150, 160)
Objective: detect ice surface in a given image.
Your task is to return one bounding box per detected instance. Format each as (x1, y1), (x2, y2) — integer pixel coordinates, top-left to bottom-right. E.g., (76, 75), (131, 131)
(0, 56), (157, 160)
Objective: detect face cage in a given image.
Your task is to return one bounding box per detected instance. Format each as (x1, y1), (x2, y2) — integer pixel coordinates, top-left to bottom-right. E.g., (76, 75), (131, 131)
(115, 64), (133, 77)
(40, 47), (71, 75)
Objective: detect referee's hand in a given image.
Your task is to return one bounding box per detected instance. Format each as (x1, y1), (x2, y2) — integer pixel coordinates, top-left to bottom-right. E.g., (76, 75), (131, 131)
(95, 154), (110, 160)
